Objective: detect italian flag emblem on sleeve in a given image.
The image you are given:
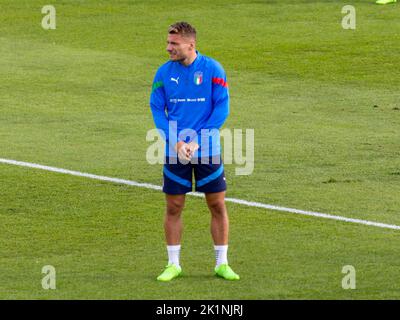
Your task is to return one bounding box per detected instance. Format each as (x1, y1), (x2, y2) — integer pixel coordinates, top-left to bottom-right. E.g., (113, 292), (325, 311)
(194, 71), (203, 85)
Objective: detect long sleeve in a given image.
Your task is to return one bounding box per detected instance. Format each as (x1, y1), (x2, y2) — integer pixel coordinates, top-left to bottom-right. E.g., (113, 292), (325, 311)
(203, 62), (230, 130)
(149, 69), (170, 141)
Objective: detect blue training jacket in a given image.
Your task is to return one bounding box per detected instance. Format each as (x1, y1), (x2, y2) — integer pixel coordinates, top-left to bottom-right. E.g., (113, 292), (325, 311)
(150, 51), (229, 158)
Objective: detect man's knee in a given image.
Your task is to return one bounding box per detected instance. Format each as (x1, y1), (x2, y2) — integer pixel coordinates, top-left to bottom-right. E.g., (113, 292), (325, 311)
(166, 196), (185, 216)
(208, 199), (226, 216)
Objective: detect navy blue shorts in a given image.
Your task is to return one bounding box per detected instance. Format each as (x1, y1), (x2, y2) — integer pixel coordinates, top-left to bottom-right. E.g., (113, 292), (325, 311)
(162, 156), (227, 194)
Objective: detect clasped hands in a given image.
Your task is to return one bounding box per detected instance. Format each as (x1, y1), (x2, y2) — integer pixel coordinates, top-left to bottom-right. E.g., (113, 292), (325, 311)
(174, 141), (199, 161)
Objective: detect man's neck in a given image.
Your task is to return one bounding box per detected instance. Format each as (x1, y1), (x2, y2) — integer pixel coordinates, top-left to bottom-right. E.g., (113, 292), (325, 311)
(180, 51), (197, 67)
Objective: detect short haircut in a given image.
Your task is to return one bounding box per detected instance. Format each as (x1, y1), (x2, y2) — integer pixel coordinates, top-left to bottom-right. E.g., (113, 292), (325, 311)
(168, 22), (196, 40)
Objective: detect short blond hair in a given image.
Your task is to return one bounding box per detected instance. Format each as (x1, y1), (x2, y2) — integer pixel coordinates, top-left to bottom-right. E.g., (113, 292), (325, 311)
(168, 22), (196, 40)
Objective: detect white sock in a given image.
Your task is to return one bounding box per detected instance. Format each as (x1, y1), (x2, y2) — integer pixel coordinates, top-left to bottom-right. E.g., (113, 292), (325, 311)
(167, 245), (181, 268)
(214, 245), (228, 267)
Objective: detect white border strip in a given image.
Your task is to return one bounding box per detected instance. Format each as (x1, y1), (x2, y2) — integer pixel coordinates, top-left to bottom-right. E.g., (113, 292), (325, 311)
(1, 158), (399, 231)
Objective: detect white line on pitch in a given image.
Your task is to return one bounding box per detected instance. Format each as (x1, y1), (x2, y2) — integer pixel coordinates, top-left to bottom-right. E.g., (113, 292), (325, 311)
(1, 157), (399, 231)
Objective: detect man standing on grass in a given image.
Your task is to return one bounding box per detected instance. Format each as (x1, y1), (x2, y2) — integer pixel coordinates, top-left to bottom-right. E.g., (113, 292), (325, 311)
(150, 22), (239, 281)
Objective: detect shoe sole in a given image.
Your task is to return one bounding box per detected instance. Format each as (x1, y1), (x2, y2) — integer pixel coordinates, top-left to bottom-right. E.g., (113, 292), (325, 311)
(157, 272), (182, 282)
(215, 273), (240, 281)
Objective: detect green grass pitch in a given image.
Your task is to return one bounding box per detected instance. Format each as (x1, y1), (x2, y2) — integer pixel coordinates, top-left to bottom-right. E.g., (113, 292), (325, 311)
(0, 0), (399, 299)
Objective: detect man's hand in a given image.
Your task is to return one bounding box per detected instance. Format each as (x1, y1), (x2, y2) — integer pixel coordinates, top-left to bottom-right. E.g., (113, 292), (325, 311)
(175, 141), (191, 161)
(187, 141), (199, 158)
(174, 141), (199, 161)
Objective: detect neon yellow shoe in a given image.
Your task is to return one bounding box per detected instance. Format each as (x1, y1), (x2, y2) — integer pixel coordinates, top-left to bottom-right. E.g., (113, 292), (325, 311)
(215, 264), (240, 280)
(157, 264), (182, 282)
(376, 0), (396, 4)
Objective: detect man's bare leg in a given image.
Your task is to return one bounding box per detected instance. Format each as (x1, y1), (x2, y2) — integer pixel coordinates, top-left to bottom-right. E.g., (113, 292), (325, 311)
(164, 194), (186, 245)
(157, 194), (186, 281)
(205, 191), (239, 280)
(205, 191), (229, 245)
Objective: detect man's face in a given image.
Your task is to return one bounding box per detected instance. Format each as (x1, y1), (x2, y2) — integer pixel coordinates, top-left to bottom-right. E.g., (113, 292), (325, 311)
(166, 33), (194, 61)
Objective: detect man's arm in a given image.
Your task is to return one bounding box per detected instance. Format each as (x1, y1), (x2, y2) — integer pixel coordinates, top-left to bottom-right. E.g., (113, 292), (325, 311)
(150, 69), (191, 160)
(150, 69), (170, 141)
(203, 61), (230, 130)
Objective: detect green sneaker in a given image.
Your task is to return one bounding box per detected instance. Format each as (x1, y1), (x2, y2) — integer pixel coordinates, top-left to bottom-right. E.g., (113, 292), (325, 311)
(215, 264), (240, 281)
(157, 264), (182, 282)
(376, 0), (396, 4)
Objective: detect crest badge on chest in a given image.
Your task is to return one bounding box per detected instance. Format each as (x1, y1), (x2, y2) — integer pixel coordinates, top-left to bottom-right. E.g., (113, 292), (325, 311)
(193, 71), (203, 85)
